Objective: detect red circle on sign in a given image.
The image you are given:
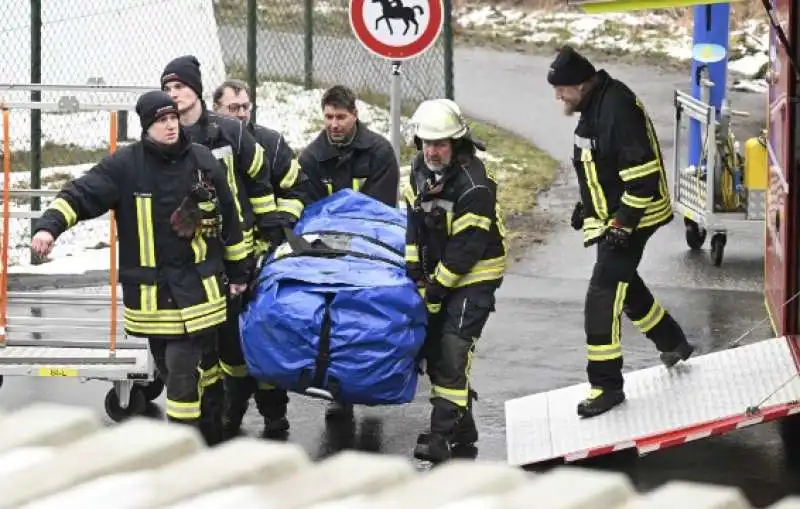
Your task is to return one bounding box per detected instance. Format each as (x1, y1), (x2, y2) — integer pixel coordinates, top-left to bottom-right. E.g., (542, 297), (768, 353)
(349, 0), (444, 60)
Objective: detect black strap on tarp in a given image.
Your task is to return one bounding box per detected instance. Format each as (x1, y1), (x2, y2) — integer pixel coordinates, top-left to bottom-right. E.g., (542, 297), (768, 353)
(271, 226), (405, 270)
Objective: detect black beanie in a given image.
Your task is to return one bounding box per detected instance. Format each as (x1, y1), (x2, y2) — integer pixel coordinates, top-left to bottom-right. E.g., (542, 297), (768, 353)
(547, 45), (596, 86)
(161, 55), (203, 99)
(136, 90), (179, 132)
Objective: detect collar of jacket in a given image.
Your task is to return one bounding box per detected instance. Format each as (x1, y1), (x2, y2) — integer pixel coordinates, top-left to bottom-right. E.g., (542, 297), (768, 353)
(576, 69), (610, 114)
(315, 121), (373, 161)
(142, 129), (192, 161)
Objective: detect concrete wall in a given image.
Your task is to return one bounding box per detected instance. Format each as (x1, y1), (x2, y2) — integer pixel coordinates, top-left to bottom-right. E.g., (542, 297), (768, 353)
(0, 402), (797, 508)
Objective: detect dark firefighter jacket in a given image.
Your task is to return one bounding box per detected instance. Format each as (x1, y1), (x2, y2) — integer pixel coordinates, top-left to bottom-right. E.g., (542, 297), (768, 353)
(34, 133), (249, 339)
(573, 69), (673, 247)
(185, 108), (277, 256)
(248, 122), (307, 224)
(403, 151), (507, 297)
(299, 121), (400, 207)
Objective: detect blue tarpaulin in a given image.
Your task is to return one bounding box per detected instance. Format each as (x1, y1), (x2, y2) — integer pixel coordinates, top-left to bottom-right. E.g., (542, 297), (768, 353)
(239, 189), (428, 405)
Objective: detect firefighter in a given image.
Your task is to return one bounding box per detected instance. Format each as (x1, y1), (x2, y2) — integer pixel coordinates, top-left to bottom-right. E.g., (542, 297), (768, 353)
(160, 56), (286, 438)
(30, 91), (250, 444)
(299, 84), (400, 208)
(211, 78), (309, 437)
(298, 84), (400, 420)
(547, 45), (695, 418)
(403, 98), (507, 463)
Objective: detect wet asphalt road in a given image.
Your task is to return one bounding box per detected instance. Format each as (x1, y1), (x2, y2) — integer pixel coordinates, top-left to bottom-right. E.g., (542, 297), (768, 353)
(1, 46), (797, 506)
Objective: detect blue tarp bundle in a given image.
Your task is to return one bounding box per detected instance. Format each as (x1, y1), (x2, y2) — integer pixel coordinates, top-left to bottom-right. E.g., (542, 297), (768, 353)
(239, 189), (428, 406)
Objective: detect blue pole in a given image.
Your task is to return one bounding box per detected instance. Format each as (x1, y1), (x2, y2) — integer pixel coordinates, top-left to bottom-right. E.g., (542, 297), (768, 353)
(687, 3), (731, 174)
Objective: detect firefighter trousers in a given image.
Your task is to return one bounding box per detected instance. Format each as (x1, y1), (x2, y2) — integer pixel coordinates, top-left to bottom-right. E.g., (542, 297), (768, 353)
(148, 331), (224, 445)
(585, 229), (687, 390)
(218, 294), (289, 425)
(422, 286), (495, 439)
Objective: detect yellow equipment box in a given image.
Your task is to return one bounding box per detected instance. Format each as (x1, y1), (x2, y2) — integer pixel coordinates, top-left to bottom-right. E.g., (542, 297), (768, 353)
(744, 135), (767, 191)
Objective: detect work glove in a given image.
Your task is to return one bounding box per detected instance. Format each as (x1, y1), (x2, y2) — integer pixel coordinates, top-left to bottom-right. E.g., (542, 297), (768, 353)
(424, 279), (447, 314)
(264, 226), (286, 253)
(602, 220), (632, 249)
(170, 195), (201, 239)
(570, 201), (584, 231)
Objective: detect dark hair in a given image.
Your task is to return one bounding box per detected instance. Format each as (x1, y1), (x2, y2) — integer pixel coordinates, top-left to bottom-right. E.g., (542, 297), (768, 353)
(321, 85), (357, 113)
(213, 79), (251, 105)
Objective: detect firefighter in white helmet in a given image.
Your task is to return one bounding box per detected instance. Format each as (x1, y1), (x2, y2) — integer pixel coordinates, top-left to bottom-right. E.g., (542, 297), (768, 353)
(403, 98), (508, 463)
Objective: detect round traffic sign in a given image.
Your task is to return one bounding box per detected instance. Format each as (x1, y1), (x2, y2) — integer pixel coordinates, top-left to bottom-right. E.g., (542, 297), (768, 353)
(349, 0), (444, 60)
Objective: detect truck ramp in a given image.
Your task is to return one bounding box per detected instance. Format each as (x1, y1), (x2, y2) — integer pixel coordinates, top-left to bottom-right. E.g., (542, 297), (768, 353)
(505, 336), (800, 466)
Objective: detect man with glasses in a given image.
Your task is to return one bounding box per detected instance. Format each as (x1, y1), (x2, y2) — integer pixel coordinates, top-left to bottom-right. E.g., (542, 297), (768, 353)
(211, 78), (308, 438)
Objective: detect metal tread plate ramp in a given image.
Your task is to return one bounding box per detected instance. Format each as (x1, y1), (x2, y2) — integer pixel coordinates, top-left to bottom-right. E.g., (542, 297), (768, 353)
(505, 336), (800, 466)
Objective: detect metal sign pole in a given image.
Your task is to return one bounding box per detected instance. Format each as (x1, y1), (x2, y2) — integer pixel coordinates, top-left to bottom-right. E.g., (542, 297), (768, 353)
(390, 60), (402, 164)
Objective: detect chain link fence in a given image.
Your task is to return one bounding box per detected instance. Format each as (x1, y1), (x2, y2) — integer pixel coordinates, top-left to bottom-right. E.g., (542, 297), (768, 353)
(216, 0), (454, 104)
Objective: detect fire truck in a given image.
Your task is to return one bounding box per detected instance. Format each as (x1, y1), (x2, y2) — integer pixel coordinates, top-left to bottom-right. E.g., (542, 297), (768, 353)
(505, 0), (800, 466)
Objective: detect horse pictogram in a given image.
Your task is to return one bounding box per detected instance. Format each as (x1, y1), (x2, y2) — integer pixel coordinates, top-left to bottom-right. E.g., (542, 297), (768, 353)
(371, 0), (425, 36)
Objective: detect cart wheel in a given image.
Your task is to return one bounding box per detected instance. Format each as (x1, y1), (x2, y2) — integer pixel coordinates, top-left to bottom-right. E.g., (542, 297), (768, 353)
(104, 386), (146, 423)
(710, 234), (726, 267)
(137, 377), (164, 402)
(684, 219), (706, 250)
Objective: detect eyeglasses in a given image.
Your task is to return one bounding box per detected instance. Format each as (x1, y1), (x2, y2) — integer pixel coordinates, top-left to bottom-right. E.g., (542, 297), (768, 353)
(225, 102), (251, 114)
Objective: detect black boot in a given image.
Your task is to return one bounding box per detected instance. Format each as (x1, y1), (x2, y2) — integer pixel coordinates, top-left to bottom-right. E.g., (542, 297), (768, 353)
(413, 432), (451, 463)
(660, 341), (695, 368)
(450, 389), (478, 446)
(325, 401), (354, 421)
(577, 387), (625, 418)
(255, 387), (290, 437)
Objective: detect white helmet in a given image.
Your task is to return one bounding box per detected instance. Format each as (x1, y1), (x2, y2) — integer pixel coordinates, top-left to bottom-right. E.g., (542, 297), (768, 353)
(409, 99), (468, 141)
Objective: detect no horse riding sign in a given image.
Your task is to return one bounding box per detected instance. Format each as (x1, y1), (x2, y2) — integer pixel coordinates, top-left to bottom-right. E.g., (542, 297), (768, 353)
(349, 0), (444, 60)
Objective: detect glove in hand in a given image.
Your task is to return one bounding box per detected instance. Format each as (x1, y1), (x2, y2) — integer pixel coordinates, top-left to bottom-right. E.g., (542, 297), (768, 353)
(170, 196), (201, 239)
(570, 202), (584, 231)
(603, 224), (631, 249)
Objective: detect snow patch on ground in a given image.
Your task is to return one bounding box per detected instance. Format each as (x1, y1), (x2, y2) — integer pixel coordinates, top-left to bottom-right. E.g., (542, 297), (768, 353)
(454, 5), (770, 91)
(4, 81), (500, 274)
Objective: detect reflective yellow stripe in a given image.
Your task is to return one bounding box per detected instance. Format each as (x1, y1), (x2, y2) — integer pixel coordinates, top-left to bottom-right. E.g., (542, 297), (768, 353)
(403, 185), (416, 204)
(50, 197), (77, 227)
(582, 217), (606, 244)
(139, 284), (157, 313)
(135, 195), (156, 267)
(431, 385), (469, 407)
(199, 364), (222, 388)
(433, 256), (506, 288)
(619, 160), (660, 181)
(587, 343), (623, 361)
(633, 301), (666, 333)
(352, 177), (367, 191)
(257, 381), (275, 390)
(276, 198), (304, 219)
(224, 240), (249, 261)
(639, 196), (672, 228)
(581, 148), (608, 220)
(198, 201), (215, 212)
(220, 360), (249, 377)
(280, 159), (300, 189)
(325, 183), (333, 195)
(190, 235), (207, 264)
(452, 213), (492, 235)
(223, 155), (244, 225)
(405, 244), (419, 263)
(250, 194), (277, 215)
(185, 306), (227, 334)
(166, 399), (201, 420)
(620, 192), (653, 209)
(247, 143), (266, 179)
(611, 282), (628, 345)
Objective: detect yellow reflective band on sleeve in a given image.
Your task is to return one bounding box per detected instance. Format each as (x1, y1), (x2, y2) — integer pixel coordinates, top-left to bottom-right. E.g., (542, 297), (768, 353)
(166, 399), (201, 420)
(224, 239), (249, 261)
(619, 160), (660, 181)
(280, 159), (300, 189)
(620, 192), (653, 209)
(402, 184), (416, 204)
(638, 196), (672, 228)
(220, 360), (249, 377)
(249, 194), (277, 215)
(581, 148), (608, 220)
(190, 235), (208, 264)
(431, 385), (469, 407)
(50, 197), (78, 228)
(433, 256), (506, 289)
(223, 155), (245, 224)
(198, 201), (215, 212)
(352, 177), (367, 191)
(405, 244), (419, 263)
(452, 212), (492, 235)
(277, 198), (304, 219)
(135, 195), (156, 267)
(247, 143), (266, 179)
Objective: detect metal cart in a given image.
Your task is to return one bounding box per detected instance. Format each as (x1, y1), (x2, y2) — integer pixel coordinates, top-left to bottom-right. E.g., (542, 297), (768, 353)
(0, 83), (162, 421)
(671, 69), (765, 266)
